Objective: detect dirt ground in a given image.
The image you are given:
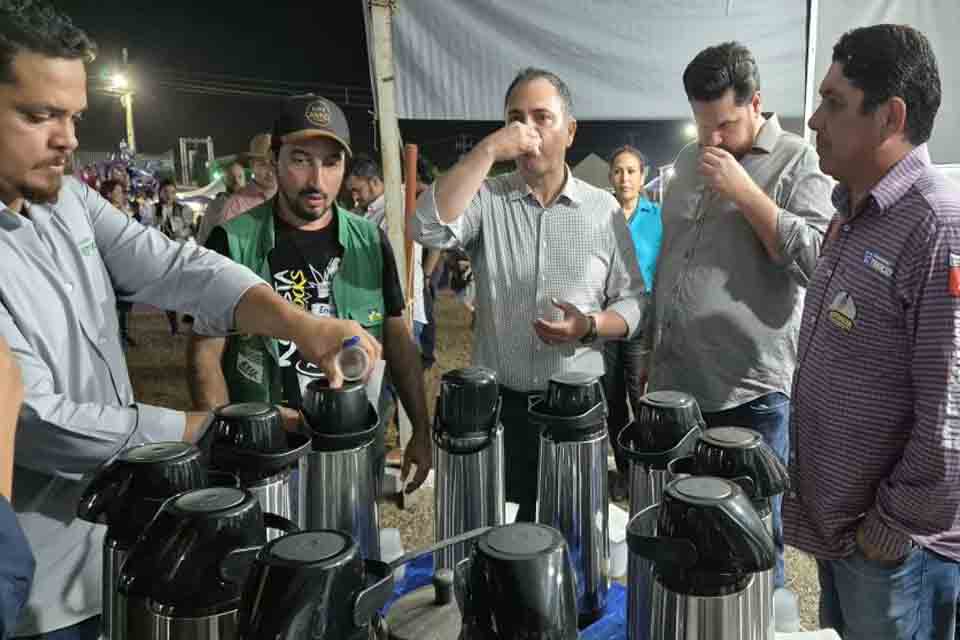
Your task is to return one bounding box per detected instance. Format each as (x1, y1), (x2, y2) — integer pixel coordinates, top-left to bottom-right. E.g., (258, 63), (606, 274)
(126, 292), (821, 630)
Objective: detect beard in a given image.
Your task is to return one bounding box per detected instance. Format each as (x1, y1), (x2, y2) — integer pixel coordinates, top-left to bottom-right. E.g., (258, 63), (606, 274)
(281, 187), (330, 223)
(20, 174), (62, 204)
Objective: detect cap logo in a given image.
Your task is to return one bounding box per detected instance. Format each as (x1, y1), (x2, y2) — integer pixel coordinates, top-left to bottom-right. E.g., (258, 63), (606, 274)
(305, 100), (331, 127)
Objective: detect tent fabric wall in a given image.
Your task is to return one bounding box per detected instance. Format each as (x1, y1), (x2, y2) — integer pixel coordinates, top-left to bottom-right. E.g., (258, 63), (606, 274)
(811, 1), (960, 164)
(382, 0), (807, 121)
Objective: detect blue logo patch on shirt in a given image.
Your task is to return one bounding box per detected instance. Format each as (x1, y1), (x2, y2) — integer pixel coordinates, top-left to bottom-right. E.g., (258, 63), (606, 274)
(864, 250), (893, 278)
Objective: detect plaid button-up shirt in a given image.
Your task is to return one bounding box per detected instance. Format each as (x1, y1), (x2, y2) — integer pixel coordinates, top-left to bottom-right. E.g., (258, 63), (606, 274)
(412, 169), (645, 392)
(784, 144), (960, 561)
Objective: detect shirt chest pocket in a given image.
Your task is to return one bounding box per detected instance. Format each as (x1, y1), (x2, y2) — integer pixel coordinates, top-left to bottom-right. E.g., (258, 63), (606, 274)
(822, 263), (906, 355)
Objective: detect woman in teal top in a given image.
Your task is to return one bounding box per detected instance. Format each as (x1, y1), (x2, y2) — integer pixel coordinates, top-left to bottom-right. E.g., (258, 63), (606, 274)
(604, 145), (662, 497)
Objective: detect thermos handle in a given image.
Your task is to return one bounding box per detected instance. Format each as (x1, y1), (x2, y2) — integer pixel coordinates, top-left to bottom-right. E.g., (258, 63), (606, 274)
(217, 514), (298, 586)
(219, 546), (262, 585)
(626, 504), (699, 568)
(729, 474), (757, 499)
(352, 559), (395, 628)
(77, 459), (131, 523)
(206, 470), (241, 488)
(263, 512), (300, 535)
(386, 525), (493, 571)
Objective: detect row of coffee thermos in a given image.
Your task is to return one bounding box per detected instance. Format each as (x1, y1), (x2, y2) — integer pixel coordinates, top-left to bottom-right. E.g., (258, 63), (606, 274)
(77, 436), (581, 639)
(77, 364), (789, 640)
(77, 375), (385, 640)
(619, 391), (791, 640)
(431, 367), (611, 631)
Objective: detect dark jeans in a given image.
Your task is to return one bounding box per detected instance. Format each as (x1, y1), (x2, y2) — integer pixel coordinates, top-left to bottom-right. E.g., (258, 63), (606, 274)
(702, 392), (789, 588)
(818, 547), (959, 640)
(601, 338), (648, 473)
(500, 387), (542, 522)
(21, 616), (100, 640)
(420, 281), (437, 368)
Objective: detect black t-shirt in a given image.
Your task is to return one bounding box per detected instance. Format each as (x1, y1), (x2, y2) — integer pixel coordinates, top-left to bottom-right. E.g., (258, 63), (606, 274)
(206, 209), (404, 407)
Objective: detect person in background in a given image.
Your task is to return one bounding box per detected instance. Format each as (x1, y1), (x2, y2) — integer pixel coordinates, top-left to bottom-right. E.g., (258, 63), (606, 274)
(196, 158), (246, 245)
(411, 67), (645, 521)
(0, 8), (380, 636)
(786, 24), (960, 639)
(604, 145), (661, 500)
(345, 155), (439, 358)
(99, 179), (130, 216)
(136, 186), (157, 227)
(416, 157), (441, 369)
(0, 338), (34, 640)
(156, 178), (195, 335)
(215, 133), (277, 223)
(101, 179), (137, 348)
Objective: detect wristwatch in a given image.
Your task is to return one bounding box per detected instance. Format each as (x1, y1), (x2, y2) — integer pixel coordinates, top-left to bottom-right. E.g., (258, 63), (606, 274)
(579, 314), (599, 345)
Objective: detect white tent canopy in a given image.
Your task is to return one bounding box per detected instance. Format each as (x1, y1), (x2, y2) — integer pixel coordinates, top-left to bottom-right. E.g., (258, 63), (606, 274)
(810, 1), (960, 164)
(380, 0), (808, 121)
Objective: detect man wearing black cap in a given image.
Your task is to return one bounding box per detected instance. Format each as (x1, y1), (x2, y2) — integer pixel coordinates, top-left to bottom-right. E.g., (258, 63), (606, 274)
(188, 95), (433, 493)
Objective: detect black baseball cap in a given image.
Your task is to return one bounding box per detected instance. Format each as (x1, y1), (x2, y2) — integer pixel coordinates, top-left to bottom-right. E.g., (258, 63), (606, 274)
(273, 94), (352, 157)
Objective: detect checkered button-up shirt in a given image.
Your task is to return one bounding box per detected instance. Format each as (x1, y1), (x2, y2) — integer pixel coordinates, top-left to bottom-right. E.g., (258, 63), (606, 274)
(784, 144), (960, 561)
(412, 170), (646, 392)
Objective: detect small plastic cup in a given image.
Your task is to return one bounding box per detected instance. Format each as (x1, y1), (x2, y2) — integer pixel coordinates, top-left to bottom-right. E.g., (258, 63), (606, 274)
(337, 336), (369, 382)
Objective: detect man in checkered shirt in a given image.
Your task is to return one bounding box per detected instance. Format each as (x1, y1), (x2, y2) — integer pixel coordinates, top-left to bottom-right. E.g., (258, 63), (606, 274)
(411, 67), (645, 520)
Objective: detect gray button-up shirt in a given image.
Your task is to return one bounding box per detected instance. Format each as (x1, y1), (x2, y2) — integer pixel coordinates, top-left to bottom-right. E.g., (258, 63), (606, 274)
(1, 178), (263, 634)
(647, 114), (834, 411)
(412, 170), (645, 392)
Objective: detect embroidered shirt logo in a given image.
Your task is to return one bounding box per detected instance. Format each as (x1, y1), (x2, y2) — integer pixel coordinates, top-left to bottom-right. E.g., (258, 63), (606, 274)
(827, 290), (857, 332)
(78, 238), (96, 257)
(864, 250), (893, 278)
(367, 309), (383, 324)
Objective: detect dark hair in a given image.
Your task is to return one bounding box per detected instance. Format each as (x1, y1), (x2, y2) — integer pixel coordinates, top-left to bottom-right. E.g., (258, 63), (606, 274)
(159, 178), (176, 191)
(99, 179), (122, 199)
(416, 155), (433, 185)
(0, 0), (97, 84)
(832, 24), (941, 145)
(610, 145), (647, 170)
(347, 154), (382, 181)
(683, 42), (759, 105)
(504, 67), (574, 117)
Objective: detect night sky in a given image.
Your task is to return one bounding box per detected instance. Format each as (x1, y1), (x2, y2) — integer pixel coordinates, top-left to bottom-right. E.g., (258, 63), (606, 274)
(60, 1), (375, 157)
(59, 2), (801, 174)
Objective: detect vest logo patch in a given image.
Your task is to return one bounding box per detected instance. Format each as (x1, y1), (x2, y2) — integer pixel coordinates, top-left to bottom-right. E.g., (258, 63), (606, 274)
(367, 309), (383, 324)
(236, 349), (264, 385)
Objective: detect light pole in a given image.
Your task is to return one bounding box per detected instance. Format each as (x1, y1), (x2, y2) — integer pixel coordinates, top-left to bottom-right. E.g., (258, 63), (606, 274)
(110, 48), (136, 153)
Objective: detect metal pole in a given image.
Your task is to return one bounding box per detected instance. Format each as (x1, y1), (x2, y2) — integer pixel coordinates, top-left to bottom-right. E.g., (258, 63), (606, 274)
(368, 0), (406, 299)
(403, 144), (418, 333)
(122, 93), (136, 153)
(121, 48), (136, 153)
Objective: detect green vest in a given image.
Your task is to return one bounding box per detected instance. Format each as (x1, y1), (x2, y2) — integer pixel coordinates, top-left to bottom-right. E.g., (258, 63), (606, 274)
(220, 200), (385, 404)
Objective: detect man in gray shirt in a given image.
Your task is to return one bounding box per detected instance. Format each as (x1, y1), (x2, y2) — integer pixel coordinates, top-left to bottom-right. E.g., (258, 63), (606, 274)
(0, 4), (380, 637)
(646, 42), (834, 593)
(411, 67), (645, 521)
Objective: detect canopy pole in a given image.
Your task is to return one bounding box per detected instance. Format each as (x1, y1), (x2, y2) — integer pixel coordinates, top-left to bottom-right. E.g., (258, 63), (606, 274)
(369, 0), (407, 299)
